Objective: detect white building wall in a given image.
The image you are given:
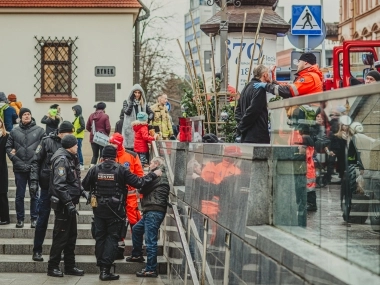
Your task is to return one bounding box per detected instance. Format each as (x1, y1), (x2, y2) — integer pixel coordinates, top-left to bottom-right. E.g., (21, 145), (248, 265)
(0, 13), (134, 128)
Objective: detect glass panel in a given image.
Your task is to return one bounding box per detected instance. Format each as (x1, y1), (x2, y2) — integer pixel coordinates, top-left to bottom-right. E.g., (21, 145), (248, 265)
(270, 92), (380, 275)
(43, 64), (70, 94)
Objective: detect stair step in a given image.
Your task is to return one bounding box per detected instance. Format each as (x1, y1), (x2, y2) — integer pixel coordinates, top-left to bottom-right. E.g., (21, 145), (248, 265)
(0, 238), (163, 256)
(0, 273), (166, 283)
(8, 198), (92, 211)
(0, 254), (167, 274)
(9, 210), (93, 224)
(0, 224), (93, 239)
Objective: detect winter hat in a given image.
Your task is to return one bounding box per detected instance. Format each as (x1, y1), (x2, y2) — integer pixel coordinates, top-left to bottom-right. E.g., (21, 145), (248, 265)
(202, 133), (218, 143)
(224, 146), (242, 156)
(366, 70), (380, 82)
(137, 112), (148, 122)
(0, 92), (7, 102)
(19, 108), (31, 119)
(102, 145), (117, 159)
(7, 94), (17, 102)
(49, 109), (58, 116)
(50, 104), (59, 109)
(61, 135), (77, 149)
(109, 133), (124, 151)
(58, 121), (75, 134)
(96, 102), (106, 110)
(299, 52), (317, 65)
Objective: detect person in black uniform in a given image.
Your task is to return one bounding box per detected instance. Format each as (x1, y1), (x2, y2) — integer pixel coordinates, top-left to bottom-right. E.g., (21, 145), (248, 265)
(47, 134), (86, 277)
(82, 145), (162, 281)
(30, 121), (75, 262)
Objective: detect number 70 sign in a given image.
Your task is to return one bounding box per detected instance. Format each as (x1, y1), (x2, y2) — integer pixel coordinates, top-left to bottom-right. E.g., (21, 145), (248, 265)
(215, 32), (277, 92)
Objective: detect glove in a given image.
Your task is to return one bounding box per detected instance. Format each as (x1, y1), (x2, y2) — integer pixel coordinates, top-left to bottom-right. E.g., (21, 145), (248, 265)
(29, 181), (38, 199)
(66, 201), (79, 217)
(125, 103), (134, 116)
(81, 190), (90, 201)
(253, 82), (267, 89)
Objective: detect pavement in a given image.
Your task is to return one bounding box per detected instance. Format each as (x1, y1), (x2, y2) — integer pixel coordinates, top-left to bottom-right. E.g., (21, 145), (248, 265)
(0, 273), (165, 285)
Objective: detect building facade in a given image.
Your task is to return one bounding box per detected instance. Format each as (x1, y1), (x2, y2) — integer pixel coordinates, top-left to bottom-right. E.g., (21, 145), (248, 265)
(185, 1), (217, 86)
(339, 0), (380, 42)
(0, 0), (141, 127)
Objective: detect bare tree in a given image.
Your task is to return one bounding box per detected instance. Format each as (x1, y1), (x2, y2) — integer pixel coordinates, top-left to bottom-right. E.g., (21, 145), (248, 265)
(137, 0), (177, 104)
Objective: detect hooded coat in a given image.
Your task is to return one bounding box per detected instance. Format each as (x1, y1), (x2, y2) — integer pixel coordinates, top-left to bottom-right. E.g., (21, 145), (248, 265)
(132, 120), (155, 153)
(0, 92), (18, 132)
(122, 84), (153, 149)
(86, 109), (111, 143)
(72, 105), (85, 139)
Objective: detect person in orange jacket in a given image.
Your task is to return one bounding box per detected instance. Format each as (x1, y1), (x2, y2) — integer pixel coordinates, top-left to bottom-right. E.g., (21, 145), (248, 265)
(108, 133), (144, 260)
(7, 94), (22, 115)
(254, 52), (323, 97)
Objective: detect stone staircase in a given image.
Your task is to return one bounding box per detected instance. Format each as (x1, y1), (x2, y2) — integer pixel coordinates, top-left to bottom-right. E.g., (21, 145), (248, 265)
(2, 133), (167, 275)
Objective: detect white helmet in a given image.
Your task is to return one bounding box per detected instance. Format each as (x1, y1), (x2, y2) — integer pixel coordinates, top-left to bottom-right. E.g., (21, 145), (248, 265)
(350, 122), (364, 134)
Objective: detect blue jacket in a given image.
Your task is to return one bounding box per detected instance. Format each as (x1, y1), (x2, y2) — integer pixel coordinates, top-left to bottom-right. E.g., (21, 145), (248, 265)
(0, 104), (18, 132)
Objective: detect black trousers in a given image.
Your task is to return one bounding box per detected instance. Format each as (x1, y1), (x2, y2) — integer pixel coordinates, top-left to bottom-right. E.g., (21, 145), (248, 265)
(48, 208), (78, 270)
(0, 193), (10, 222)
(94, 215), (123, 268)
(91, 143), (104, 164)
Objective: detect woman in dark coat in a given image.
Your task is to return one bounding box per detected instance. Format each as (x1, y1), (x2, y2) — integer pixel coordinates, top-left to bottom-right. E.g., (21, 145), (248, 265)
(0, 117), (10, 224)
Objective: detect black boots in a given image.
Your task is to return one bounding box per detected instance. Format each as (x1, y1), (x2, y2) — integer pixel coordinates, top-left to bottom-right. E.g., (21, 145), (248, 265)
(47, 268), (64, 277)
(99, 267), (120, 281)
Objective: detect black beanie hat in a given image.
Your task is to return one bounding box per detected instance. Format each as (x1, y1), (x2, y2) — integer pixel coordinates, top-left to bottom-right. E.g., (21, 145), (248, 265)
(50, 104), (59, 109)
(19, 108), (32, 119)
(102, 145), (117, 159)
(96, 102), (106, 110)
(61, 135), (77, 149)
(58, 121), (75, 134)
(202, 133), (219, 143)
(366, 70), (380, 82)
(299, 52), (317, 65)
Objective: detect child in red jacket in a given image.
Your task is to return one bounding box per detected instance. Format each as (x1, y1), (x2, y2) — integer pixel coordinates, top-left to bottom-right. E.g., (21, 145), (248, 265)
(132, 112), (157, 166)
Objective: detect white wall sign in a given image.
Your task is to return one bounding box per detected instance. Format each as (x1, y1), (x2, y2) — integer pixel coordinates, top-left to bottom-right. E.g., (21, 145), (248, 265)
(215, 32), (277, 92)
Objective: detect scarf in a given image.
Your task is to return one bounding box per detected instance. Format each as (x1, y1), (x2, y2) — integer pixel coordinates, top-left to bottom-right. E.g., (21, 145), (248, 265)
(0, 103), (9, 121)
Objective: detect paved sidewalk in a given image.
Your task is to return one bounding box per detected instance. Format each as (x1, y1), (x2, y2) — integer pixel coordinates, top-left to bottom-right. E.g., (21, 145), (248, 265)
(0, 273), (165, 285)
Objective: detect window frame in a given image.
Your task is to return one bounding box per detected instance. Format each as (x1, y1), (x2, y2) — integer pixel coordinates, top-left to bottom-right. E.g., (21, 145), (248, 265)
(41, 42), (72, 97)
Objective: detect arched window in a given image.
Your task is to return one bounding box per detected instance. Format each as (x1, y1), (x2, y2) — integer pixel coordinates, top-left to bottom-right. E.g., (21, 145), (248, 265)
(353, 31), (360, 40)
(361, 27), (372, 40)
(340, 36), (345, 43)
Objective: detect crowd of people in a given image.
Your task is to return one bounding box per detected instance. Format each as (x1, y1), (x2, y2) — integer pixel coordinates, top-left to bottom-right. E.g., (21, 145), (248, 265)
(234, 52), (380, 224)
(0, 87), (173, 280)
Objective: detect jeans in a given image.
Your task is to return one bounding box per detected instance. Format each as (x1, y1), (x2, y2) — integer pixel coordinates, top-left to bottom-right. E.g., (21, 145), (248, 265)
(94, 216), (123, 268)
(77, 138), (83, 166)
(48, 208), (77, 270)
(33, 189), (51, 253)
(14, 172), (38, 222)
(132, 211), (165, 272)
(91, 143), (104, 164)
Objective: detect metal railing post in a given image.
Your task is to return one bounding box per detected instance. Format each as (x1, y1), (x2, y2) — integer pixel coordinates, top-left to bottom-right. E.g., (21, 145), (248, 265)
(201, 218), (208, 285)
(223, 232), (231, 284)
(184, 207), (192, 285)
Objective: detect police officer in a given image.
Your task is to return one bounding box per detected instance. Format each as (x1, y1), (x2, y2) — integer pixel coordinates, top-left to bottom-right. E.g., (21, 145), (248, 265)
(82, 145), (162, 281)
(30, 121), (74, 262)
(47, 134), (86, 277)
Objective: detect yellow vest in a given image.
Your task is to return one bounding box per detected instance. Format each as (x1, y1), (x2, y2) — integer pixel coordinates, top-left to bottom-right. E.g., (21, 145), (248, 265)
(73, 116), (84, 139)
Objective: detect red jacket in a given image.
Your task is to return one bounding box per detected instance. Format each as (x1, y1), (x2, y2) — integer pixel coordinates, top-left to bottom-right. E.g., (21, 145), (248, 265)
(86, 110), (111, 143)
(132, 121), (155, 153)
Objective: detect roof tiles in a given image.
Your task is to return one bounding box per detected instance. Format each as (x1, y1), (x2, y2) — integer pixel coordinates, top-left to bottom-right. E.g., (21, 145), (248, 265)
(0, 0), (141, 8)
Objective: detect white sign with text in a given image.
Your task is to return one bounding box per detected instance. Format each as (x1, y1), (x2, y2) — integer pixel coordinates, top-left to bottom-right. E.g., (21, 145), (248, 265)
(215, 32), (277, 92)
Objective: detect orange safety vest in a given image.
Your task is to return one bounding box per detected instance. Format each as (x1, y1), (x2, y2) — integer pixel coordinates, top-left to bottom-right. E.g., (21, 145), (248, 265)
(115, 148), (144, 225)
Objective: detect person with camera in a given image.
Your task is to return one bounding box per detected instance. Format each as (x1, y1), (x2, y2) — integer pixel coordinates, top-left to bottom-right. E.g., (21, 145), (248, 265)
(81, 145), (162, 281)
(47, 134), (86, 278)
(30, 121), (75, 262)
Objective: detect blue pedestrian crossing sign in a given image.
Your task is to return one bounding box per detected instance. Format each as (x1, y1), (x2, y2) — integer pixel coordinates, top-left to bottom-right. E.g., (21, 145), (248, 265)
(291, 5), (322, 36)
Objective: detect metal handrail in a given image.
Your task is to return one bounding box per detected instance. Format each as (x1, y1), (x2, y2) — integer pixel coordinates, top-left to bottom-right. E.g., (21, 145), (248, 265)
(268, 82), (380, 110)
(151, 141), (200, 285)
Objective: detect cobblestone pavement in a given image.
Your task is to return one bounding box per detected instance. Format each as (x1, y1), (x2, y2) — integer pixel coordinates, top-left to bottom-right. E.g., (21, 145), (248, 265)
(0, 273), (165, 285)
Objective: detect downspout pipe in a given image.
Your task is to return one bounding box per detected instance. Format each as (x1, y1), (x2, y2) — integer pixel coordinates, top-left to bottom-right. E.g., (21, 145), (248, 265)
(134, 0), (151, 84)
